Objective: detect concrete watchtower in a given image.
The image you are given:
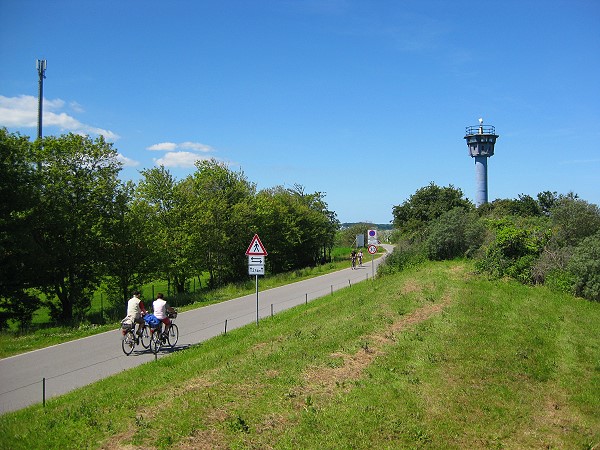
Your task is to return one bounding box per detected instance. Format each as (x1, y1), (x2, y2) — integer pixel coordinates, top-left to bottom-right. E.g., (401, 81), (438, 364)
(464, 118), (499, 206)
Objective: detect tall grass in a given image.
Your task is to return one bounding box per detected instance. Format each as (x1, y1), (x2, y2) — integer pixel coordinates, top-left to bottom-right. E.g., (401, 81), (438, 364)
(1, 260), (598, 449)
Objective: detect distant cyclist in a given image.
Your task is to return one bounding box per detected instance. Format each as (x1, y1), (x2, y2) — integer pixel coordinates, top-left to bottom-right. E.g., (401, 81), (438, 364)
(357, 250), (363, 266)
(351, 249), (357, 270)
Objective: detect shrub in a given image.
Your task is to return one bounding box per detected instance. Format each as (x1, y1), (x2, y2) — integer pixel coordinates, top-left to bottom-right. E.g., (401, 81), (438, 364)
(424, 207), (483, 260)
(531, 246), (573, 284)
(378, 242), (426, 275)
(544, 270), (577, 294)
(568, 231), (600, 301)
(475, 219), (550, 283)
(505, 254), (538, 284)
(550, 197), (600, 247)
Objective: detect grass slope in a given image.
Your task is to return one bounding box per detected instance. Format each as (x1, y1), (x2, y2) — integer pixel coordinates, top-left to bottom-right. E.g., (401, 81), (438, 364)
(0, 260), (598, 449)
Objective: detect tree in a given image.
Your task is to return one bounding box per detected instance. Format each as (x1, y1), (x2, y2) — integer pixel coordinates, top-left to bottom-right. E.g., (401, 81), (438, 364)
(135, 166), (195, 294)
(102, 181), (154, 312)
(550, 196), (600, 247)
(537, 191), (559, 216)
(392, 183), (473, 238)
(32, 133), (124, 322)
(478, 194), (542, 218)
(255, 187), (301, 273)
(0, 129), (43, 328)
(254, 185), (337, 273)
(286, 185), (338, 267)
(188, 159), (256, 287)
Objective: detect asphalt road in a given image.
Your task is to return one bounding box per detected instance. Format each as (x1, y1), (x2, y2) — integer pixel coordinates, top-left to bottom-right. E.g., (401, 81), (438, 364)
(0, 245), (392, 415)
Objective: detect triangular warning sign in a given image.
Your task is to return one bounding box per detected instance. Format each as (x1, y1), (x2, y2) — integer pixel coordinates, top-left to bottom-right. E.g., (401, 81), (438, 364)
(245, 234), (268, 256)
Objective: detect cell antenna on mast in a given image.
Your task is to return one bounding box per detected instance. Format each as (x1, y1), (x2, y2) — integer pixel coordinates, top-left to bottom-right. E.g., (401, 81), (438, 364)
(36, 59), (47, 141)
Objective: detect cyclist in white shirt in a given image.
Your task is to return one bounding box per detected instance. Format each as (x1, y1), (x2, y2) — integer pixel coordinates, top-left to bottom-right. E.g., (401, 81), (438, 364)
(153, 293), (174, 338)
(125, 291), (147, 342)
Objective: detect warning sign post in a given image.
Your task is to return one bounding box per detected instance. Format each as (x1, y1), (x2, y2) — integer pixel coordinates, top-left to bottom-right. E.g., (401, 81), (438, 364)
(246, 234), (267, 325)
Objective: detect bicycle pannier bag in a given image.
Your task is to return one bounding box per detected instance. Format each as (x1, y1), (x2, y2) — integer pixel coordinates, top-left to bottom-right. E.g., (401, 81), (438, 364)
(144, 314), (160, 328)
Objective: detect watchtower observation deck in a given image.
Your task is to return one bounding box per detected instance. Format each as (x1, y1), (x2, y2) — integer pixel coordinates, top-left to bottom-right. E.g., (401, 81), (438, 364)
(465, 124), (498, 157)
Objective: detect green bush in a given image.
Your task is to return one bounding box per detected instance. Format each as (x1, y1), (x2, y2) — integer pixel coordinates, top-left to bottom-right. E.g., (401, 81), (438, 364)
(531, 246), (573, 285)
(544, 269), (577, 294)
(568, 231), (600, 301)
(424, 208), (484, 260)
(475, 219), (550, 283)
(505, 254), (538, 284)
(378, 243), (425, 275)
(550, 197), (600, 247)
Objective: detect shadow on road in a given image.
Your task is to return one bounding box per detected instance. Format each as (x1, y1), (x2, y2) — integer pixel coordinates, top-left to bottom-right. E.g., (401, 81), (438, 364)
(159, 343), (192, 354)
(128, 343), (192, 357)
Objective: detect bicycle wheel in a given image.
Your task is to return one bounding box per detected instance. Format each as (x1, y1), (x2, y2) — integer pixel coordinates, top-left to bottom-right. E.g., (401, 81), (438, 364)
(140, 325), (150, 349)
(122, 331), (135, 355)
(167, 324), (179, 347)
(150, 330), (162, 354)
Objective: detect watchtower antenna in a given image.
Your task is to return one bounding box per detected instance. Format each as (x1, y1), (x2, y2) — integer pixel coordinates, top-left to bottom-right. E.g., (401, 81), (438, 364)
(464, 118), (499, 206)
(36, 59), (47, 141)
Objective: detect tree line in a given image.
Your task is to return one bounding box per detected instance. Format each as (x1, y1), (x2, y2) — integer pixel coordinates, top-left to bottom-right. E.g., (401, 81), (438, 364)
(386, 182), (600, 302)
(0, 129), (339, 328)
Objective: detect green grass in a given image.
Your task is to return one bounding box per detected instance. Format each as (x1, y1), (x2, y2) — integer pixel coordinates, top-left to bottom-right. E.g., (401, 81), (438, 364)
(1, 260), (598, 449)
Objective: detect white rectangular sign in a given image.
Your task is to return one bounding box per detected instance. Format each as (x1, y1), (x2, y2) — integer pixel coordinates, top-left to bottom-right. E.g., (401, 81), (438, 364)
(248, 255), (265, 265)
(249, 265), (265, 275)
(368, 229), (378, 245)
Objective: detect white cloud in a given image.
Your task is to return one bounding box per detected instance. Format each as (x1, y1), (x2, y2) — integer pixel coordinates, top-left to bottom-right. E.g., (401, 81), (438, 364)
(146, 142), (178, 151)
(146, 140), (216, 167)
(69, 101), (85, 113)
(146, 141), (214, 152)
(0, 94), (119, 141)
(116, 153), (140, 167)
(0, 95), (38, 127)
(154, 151), (212, 168)
(180, 141), (213, 152)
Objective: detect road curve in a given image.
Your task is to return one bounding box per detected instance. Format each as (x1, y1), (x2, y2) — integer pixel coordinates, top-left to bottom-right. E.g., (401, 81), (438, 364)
(0, 244), (393, 414)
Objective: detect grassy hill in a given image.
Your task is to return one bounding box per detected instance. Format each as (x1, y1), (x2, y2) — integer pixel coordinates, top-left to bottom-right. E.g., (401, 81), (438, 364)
(1, 260), (599, 449)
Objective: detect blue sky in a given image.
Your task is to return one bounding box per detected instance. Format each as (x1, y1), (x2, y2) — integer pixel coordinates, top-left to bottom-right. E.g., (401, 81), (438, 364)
(1, 0), (599, 224)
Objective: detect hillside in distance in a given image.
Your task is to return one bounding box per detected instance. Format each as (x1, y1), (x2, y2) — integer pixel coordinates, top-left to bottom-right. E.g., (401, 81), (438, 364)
(341, 222), (394, 230)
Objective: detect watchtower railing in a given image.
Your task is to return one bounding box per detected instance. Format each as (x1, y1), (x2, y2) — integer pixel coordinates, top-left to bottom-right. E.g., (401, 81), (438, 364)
(465, 125), (496, 135)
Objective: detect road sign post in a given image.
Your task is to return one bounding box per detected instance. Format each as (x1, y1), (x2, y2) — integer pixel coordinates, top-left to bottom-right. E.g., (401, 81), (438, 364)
(246, 234), (268, 325)
(368, 244), (377, 279)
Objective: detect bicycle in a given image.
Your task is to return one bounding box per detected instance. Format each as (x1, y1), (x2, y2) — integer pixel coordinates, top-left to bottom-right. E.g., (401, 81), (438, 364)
(149, 310), (179, 354)
(121, 320), (150, 355)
